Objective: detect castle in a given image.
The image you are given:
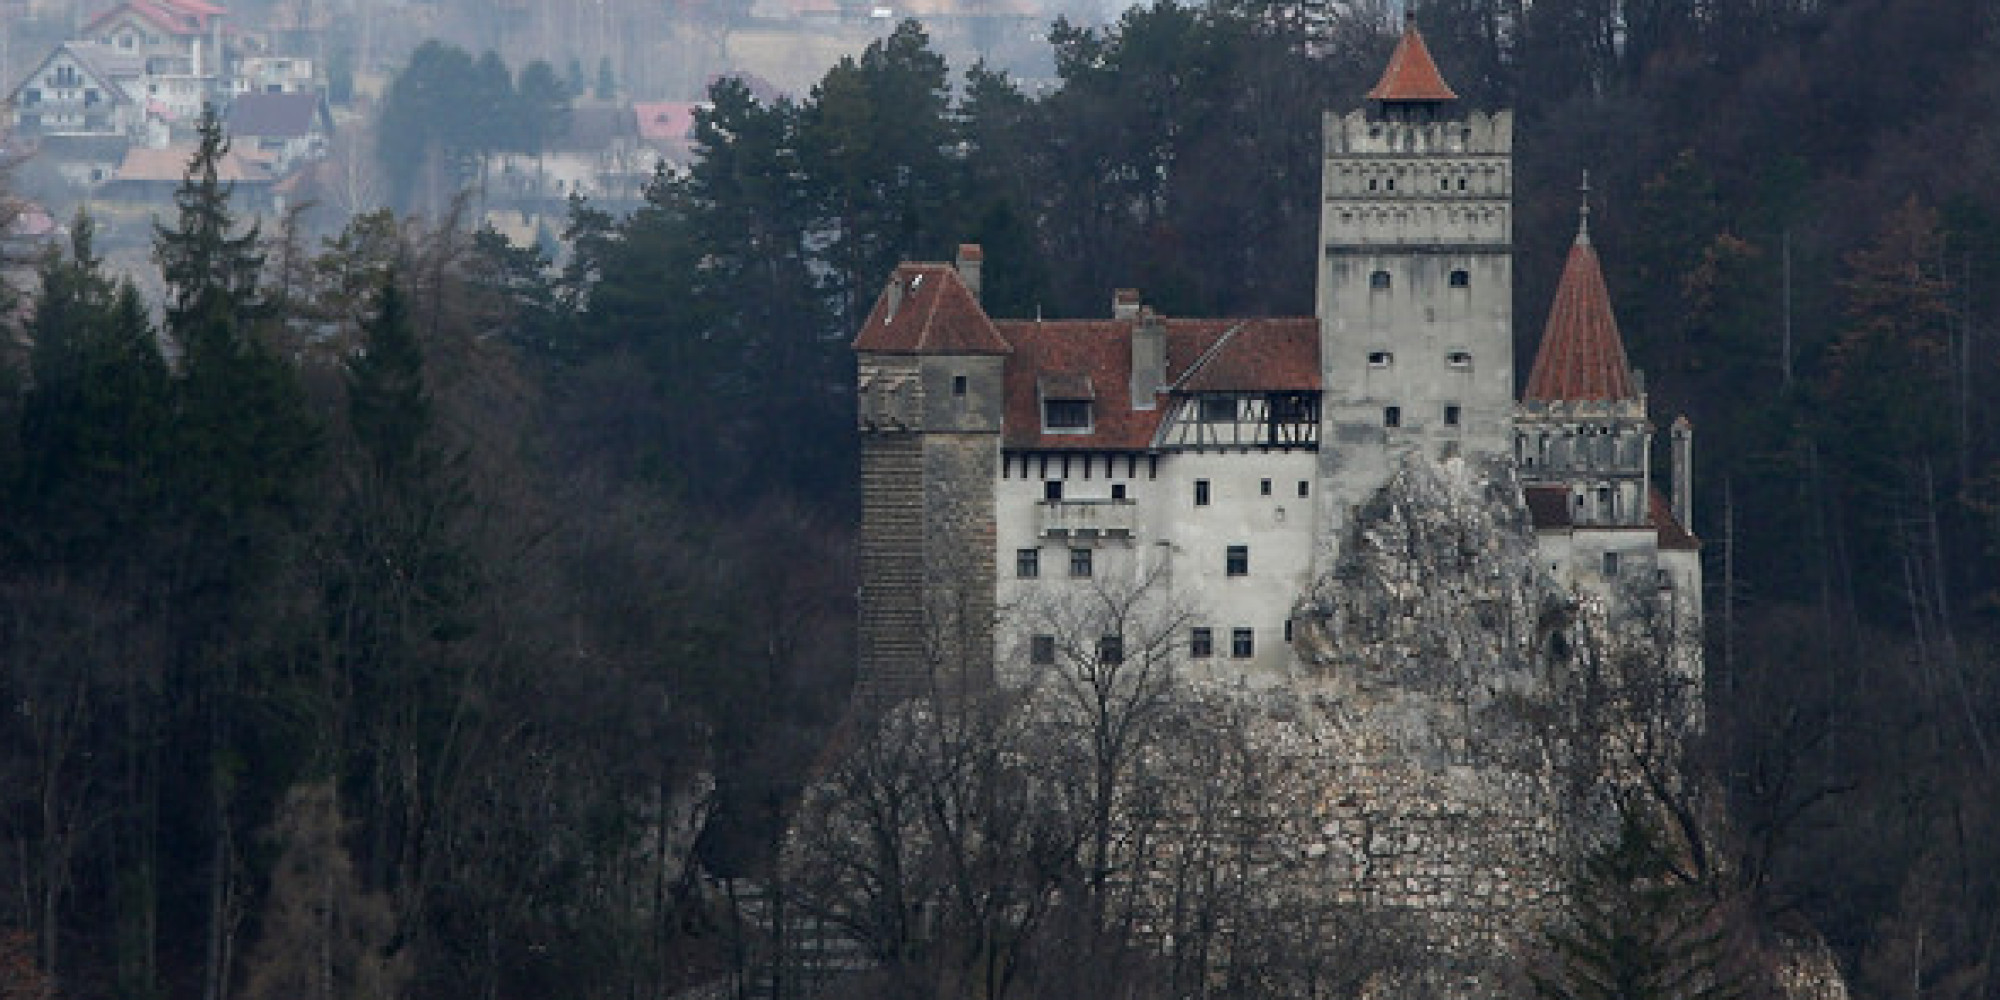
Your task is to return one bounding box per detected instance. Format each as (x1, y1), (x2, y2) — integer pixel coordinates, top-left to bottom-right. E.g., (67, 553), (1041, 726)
(853, 16), (1701, 702)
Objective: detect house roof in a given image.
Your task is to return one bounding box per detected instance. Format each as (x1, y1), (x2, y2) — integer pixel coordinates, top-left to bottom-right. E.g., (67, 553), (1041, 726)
(85, 0), (225, 37)
(1523, 220), (1639, 403)
(1366, 14), (1457, 103)
(115, 143), (267, 182)
(226, 92), (327, 138)
(996, 316), (1319, 450)
(1523, 484), (1699, 550)
(6, 43), (142, 106)
(854, 262), (1011, 356)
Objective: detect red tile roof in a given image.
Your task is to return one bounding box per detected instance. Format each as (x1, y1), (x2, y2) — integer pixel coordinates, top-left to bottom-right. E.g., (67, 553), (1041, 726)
(1523, 484), (1699, 550)
(853, 263), (1010, 355)
(1524, 485), (1573, 530)
(997, 317), (1319, 450)
(633, 101), (698, 145)
(1524, 233), (1639, 402)
(1366, 16), (1458, 103)
(1650, 489), (1699, 550)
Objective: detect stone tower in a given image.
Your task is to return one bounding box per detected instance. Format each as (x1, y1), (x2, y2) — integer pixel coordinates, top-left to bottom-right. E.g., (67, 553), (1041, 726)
(853, 248), (1010, 706)
(1517, 185), (1653, 532)
(1315, 14), (1515, 557)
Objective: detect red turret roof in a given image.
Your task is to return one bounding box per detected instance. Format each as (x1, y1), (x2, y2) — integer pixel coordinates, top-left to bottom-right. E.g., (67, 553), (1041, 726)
(1367, 16), (1458, 103)
(1524, 229), (1639, 402)
(853, 263), (1011, 355)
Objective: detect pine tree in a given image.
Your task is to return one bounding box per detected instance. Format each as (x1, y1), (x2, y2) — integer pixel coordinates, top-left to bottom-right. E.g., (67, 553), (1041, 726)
(15, 213), (172, 567)
(1533, 812), (1746, 1000)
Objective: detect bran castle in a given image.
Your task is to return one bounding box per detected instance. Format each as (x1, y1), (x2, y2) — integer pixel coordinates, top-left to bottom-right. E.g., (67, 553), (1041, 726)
(853, 17), (1701, 702)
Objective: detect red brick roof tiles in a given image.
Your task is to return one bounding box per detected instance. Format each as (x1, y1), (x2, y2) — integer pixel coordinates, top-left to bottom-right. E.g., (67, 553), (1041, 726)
(1650, 489), (1700, 550)
(1524, 234), (1640, 402)
(997, 317), (1319, 450)
(1367, 16), (1458, 103)
(853, 263), (1011, 355)
(1523, 484), (1699, 549)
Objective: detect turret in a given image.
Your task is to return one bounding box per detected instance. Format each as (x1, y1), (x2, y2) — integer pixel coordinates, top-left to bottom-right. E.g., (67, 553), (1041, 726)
(853, 253), (1011, 707)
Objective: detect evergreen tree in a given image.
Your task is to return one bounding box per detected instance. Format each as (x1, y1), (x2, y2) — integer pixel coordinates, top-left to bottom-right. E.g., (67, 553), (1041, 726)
(1533, 812), (1746, 1000)
(15, 213), (172, 567)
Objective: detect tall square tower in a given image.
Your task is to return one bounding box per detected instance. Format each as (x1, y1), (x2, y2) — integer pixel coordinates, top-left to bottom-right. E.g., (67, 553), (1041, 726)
(1315, 16), (1515, 557)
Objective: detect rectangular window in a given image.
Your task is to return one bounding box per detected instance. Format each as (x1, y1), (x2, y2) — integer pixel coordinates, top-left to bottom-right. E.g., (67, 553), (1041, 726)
(1030, 634), (1056, 665)
(952, 374), (967, 396)
(1444, 404), (1462, 427)
(1111, 483), (1127, 501)
(1070, 548), (1093, 578)
(1602, 551), (1620, 578)
(1201, 396), (1236, 423)
(1232, 628), (1254, 658)
(1284, 618), (1294, 642)
(1260, 478), (1272, 496)
(1044, 399), (1091, 430)
(1016, 548), (1039, 578)
(1194, 479), (1210, 506)
(1044, 480), (1063, 501)
(1226, 545), (1249, 577)
(1368, 350), (1393, 367)
(1098, 634), (1124, 665)
(1384, 406), (1401, 428)
(1297, 480), (1310, 498)
(1190, 627), (1213, 658)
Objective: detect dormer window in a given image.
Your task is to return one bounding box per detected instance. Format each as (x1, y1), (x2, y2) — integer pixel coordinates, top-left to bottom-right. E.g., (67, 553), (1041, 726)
(1040, 373), (1095, 434)
(1044, 399), (1091, 431)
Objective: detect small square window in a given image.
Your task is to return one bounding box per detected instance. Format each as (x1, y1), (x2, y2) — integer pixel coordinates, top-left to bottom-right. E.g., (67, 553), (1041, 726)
(1231, 628), (1254, 658)
(1016, 548), (1039, 578)
(1449, 269), (1470, 288)
(1194, 480), (1211, 506)
(1369, 270), (1391, 290)
(1045, 480), (1063, 501)
(1070, 548), (1093, 578)
(1190, 627), (1213, 658)
(1445, 405), (1462, 427)
(1098, 634), (1124, 664)
(952, 374), (967, 396)
(1384, 406), (1401, 428)
(1297, 480), (1310, 498)
(1111, 483), (1127, 501)
(1447, 351), (1472, 368)
(1030, 634), (1056, 665)
(1226, 545), (1249, 577)
(1368, 351), (1393, 367)
(1260, 478), (1272, 497)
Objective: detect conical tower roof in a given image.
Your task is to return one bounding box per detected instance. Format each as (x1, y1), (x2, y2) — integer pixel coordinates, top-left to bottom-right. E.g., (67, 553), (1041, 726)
(1366, 14), (1458, 103)
(1524, 190), (1639, 402)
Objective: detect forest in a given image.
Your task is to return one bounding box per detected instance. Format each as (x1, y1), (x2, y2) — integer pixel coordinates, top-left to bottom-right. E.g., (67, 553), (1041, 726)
(2, 0), (2000, 995)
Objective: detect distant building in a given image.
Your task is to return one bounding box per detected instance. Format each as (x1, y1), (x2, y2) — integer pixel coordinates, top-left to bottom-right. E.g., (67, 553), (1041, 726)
(225, 90), (331, 175)
(852, 16), (1701, 702)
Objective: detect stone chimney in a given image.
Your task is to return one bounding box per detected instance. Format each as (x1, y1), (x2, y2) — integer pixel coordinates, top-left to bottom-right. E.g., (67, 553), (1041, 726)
(1130, 307), (1166, 410)
(956, 244), (983, 302)
(1670, 415), (1694, 530)
(1113, 287), (1142, 320)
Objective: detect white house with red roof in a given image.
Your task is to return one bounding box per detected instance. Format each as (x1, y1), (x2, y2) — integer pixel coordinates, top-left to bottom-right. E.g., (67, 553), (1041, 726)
(81, 0), (233, 121)
(853, 16), (1700, 701)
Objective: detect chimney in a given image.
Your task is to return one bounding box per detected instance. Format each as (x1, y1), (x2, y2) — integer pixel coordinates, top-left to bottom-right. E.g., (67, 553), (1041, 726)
(1113, 288), (1141, 320)
(956, 244), (983, 302)
(1130, 307), (1166, 410)
(1670, 415), (1694, 530)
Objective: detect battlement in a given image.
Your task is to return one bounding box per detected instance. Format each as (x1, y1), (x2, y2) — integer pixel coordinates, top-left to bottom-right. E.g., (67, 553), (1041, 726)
(1325, 108), (1512, 157)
